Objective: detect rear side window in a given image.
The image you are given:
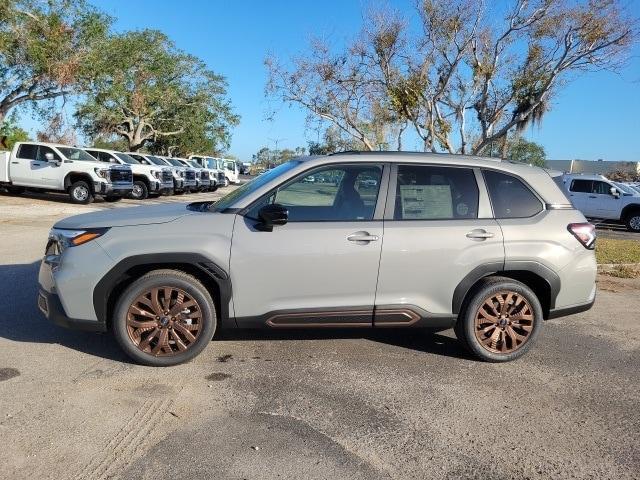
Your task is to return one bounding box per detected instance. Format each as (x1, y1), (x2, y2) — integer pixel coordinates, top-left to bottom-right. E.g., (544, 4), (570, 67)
(483, 171), (543, 219)
(17, 144), (38, 160)
(570, 179), (592, 193)
(394, 165), (478, 220)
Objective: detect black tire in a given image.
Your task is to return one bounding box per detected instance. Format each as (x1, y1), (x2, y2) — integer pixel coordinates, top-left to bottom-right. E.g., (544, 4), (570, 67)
(129, 180), (149, 200)
(210, 183), (218, 192)
(174, 189), (185, 195)
(6, 186), (25, 195)
(454, 276), (543, 362)
(104, 196), (122, 202)
(625, 210), (640, 232)
(112, 269), (217, 367)
(68, 180), (94, 204)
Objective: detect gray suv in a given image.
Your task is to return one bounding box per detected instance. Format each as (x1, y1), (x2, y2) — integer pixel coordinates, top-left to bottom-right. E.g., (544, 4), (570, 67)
(38, 153), (597, 366)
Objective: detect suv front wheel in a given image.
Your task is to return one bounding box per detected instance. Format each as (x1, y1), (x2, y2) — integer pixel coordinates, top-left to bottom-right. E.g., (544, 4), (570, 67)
(112, 269), (217, 366)
(455, 277), (543, 362)
(625, 210), (640, 232)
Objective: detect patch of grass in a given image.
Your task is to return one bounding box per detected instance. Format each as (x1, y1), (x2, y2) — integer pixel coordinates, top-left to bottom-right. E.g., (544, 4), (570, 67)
(596, 238), (640, 265)
(601, 265), (640, 279)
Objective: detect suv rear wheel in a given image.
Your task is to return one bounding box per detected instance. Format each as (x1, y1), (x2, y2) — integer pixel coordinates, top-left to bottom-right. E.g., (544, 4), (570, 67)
(625, 210), (640, 232)
(455, 277), (543, 362)
(112, 269), (217, 366)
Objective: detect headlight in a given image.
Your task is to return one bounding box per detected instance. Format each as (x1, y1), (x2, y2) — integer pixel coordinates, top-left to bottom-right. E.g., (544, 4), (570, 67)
(151, 170), (161, 179)
(50, 227), (110, 250)
(94, 168), (110, 180)
(179, 170), (185, 177)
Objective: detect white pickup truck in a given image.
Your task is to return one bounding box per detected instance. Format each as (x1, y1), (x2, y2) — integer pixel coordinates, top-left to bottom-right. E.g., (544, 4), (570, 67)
(84, 148), (173, 200)
(189, 155), (225, 188)
(556, 173), (640, 232)
(0, 142), (133, 204)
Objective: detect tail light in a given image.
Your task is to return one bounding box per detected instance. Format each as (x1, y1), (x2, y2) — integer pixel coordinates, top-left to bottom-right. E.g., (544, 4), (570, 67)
(567, 223), (596, 250)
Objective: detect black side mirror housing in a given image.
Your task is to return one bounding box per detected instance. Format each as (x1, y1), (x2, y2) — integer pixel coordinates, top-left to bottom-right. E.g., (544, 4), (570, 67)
(256, 204), (288, 232)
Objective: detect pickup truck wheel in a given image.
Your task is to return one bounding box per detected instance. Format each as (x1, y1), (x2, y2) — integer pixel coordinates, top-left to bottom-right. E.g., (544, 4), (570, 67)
(6, 186), (25, 195)
(625, 211), (640, 232)
(69, 181), (93, 204)
(455, 277), (543, 362)
(112, 269), (217, 367)
(129, 180), (148, 200)
(210, 184), (218, 192)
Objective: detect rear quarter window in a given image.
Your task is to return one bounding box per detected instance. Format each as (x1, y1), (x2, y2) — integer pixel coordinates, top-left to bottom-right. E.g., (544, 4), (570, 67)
(483, 170), (543, 219)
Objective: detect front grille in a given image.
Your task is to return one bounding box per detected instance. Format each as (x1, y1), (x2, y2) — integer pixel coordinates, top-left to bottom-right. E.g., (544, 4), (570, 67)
(110, 169), (132, 183)
(162, 170), (172, 182)
(186, 171), (196, 181)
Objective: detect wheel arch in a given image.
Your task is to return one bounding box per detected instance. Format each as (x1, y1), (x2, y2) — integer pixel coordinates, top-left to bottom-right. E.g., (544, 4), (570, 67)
(93, 253), (232, 329)
(64, 172), (94, 192)
(452, 261), (560, 319)
(132, 173), (151, 187)
(621, 203), (640, 221)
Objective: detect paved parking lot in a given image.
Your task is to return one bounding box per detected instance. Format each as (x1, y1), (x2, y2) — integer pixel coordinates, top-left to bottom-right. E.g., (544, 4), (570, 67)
(0, 190), (639, 479)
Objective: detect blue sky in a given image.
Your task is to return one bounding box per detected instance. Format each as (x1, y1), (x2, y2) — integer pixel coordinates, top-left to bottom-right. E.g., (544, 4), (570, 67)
(24, 0), (640, 161)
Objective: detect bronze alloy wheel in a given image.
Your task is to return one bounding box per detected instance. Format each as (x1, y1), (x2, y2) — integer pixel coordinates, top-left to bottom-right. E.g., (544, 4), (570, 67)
(126, 286), (203, 356)
(474, 290), (535, 354)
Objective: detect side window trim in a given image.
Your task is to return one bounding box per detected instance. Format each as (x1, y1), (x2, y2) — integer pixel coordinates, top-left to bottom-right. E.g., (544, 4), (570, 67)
(242, 162), (390, 222)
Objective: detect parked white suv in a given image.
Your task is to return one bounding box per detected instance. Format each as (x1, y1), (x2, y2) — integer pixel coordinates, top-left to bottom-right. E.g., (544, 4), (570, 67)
(1, 142), (132, 204)
(555, 173), (640, 232)
(84, 148), (173, 200)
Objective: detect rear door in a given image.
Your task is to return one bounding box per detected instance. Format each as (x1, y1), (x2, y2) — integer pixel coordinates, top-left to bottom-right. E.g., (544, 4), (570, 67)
(375, 164), (504, 322)
(566, 179), (592, 215)
(230, 162), (388, 326)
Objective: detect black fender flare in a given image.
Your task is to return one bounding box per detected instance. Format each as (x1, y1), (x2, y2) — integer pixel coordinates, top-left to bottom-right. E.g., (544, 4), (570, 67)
(452, 261), (560, 314)
(93, 253), (231, 325)
(621, 204), (640, 221)
(64, 172), (94, 191)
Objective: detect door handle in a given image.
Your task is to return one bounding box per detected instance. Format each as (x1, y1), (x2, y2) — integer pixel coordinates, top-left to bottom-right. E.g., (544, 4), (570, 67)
(347, 231), (379, 243)
(466, 229), (494, 240)
(589, 195), (597, 198)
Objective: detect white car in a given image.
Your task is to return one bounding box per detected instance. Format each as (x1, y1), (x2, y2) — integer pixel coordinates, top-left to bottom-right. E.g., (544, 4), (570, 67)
(1, 142), (132, 204)
(84, 148), (173, 200)
(555, 173), (640, 232)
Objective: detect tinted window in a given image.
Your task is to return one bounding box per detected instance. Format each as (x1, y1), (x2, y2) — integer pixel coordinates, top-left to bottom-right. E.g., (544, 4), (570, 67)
(570, 179), (592, 193)
(394, 165), (478, 220)
(36, 145), (61, 161)
(17, 144), (38, 160)
(247, 164), (383, 221)
(57, 147), (96, 161)
(484, 171), (543, 218)
(592, 181), (611, 195)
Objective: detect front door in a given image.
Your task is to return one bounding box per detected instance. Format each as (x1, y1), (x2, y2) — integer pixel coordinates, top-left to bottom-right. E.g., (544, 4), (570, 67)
(375, 164), (505, 322)
(230, 163), (387, 327)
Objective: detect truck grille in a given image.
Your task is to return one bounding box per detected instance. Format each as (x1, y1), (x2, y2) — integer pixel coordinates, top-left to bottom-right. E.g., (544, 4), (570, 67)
(162, 170), (172, 182)
(185, 171), (196, 181)
(110, 169), (132, 183)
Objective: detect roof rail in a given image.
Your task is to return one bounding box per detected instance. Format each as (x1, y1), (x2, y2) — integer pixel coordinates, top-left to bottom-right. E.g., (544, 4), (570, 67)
(328, 150), (502, 162)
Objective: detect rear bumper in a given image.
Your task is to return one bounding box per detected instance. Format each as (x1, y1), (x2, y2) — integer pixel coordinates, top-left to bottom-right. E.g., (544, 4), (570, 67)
(37, 288), (106, 332)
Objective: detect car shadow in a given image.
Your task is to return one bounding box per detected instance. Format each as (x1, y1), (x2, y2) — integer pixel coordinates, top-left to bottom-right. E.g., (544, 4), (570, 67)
(0, 261), (130, 363)
(0, 188), (111, 205)
(0, 261), (470, 363)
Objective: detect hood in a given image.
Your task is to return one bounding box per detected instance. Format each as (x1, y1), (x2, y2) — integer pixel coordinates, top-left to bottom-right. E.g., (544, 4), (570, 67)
(54, 203), (193, 229)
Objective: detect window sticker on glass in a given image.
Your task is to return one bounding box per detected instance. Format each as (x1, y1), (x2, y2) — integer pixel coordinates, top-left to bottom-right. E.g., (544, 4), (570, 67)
(400, 185), (453, 219)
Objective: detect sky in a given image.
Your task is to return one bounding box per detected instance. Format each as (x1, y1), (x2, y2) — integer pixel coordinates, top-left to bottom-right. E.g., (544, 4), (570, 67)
(24, 0), (640, 161)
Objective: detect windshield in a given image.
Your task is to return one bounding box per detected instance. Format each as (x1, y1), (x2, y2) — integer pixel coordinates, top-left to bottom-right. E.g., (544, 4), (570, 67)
(212, 160), (303, 212)
(226, 161), (236, 170)
(114, 152), (140, 164)
(58, 147), (98, 162)
(613, 182), (636, 195)
(205, 158), (217, 169)
(167, 158), (185, 167)
(148, 156), (169, 165)
(187, 160), (200, 168)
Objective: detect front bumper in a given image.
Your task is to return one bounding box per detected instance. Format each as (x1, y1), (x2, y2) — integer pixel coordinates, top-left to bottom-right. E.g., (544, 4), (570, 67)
(151, 180), (174, 193)
(37, 288), (106, 332)
(183, 178), (197, 189)
(94, 181), (133, 197)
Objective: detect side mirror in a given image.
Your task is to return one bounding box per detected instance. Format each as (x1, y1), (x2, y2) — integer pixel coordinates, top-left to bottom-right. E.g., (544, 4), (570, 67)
(610, 187), (620, 198)
(45, 152), (59, 165)
(256, 204), (288, 232)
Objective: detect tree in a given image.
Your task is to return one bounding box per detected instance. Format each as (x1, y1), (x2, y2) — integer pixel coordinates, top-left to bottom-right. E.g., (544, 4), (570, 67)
(252, 146), (306, 167)
(75, 30), (238, 152)
(267, 0), (635, 154)
(0, 114), (29, 150)
(0, 0), (110, 124)
(36, 113), (76, 145)
(308, 125), (363, 155)
(506, 138), (546, 166)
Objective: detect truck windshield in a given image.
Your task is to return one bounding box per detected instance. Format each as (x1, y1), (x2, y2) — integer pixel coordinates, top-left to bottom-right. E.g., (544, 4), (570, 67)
(148, 156), (169, 165)
(613, 182), (636, 195)
(204, 158), (217, 169)
(188, 160), (200, 168)
(167, 158), (185, 167)
(211, 160), (302, 212)
(114, 152), (140, 164)
(58, 147), (98, 162)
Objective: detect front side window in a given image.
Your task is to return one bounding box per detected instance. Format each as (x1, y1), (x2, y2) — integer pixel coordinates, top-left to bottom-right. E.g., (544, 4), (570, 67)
(592, 181), (612, 195)
(57, 147), (97, 162)
(36, 146), (61, 162)
(484, 170), (543, 219)
(247, 164), (383, 222)
(394, 165), (478, 220)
